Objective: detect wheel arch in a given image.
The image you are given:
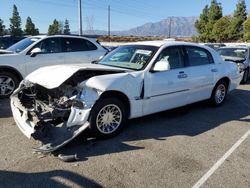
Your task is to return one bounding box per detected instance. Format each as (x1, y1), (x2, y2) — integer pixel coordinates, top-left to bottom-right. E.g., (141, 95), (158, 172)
(211, 77), (230, 97)
(0, 66), (23, 81)
(218, 77), (230, 90)
(99, 90), (130, 118)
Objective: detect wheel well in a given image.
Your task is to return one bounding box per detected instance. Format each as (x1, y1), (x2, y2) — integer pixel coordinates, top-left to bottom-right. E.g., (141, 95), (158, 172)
(0, 66), (23, 81)
(99, 90), (130, 117)
(218, 77), (230, 89)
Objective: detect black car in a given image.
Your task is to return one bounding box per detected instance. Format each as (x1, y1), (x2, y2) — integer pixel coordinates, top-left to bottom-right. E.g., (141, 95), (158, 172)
(0, 36), (25, 49)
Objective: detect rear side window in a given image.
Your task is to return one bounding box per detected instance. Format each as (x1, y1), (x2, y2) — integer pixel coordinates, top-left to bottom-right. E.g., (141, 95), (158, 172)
(185, 46), (214, 66)
(62, 38), (97, 52)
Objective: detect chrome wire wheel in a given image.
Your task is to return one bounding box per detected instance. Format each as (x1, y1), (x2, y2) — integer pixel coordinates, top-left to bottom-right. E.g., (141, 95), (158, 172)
(96, 104), (122, 134)
(0, 75), (15, 96)
(215, 84), (226, 104)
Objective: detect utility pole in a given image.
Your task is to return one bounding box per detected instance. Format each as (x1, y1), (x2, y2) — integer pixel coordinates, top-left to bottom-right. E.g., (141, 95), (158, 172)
(78, 0), (82, 35)
(108, 5), (110, 37)
(168, 17), (172, 38)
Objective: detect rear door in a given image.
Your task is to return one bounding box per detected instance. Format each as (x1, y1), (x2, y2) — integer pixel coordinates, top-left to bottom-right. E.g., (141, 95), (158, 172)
(62, 37), (104, 64)
(25, 37), (65, 74)
(183, 46), (216, 103)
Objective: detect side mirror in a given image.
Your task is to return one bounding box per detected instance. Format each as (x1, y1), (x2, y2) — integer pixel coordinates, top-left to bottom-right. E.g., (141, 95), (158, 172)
(30, 47), (42, 57)
(91, 55), (104, 64)
(152, 60), (170, 72)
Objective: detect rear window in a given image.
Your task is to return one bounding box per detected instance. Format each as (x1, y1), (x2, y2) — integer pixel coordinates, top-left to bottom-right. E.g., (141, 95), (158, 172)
(217, 48), (248, 59)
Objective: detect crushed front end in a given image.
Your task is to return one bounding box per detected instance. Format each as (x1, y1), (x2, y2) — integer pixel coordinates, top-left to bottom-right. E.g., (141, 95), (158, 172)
(10, 79), (95, 153)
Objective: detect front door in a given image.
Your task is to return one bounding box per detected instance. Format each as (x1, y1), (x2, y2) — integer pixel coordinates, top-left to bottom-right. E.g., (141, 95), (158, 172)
(143, 46), (190, 116)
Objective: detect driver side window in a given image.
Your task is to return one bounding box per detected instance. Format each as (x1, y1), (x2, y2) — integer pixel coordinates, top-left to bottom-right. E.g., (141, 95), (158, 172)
(32, 38), (61, 54)
(156, 47), (184, 70)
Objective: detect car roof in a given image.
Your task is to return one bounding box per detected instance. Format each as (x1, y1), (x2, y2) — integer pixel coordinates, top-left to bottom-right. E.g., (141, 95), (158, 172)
(29, 35), (97, 41)
(219, 45), (250, 49)
(122, 40), (203, 48)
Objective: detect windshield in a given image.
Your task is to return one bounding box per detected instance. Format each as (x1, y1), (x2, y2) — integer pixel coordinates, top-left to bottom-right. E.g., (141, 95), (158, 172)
(217, 48), (248, 59)
(99, 45), (158, 70)
(7, 37), (40, 53)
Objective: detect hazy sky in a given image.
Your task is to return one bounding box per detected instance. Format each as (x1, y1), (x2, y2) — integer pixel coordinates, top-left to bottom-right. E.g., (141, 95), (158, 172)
(0, 0), (249, 33)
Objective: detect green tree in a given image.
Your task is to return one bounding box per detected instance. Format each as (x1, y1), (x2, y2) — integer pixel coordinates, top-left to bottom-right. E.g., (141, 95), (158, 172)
(24, 16), (39, 35)
(9, 4), (22, 36)
(195, 5), (209, 42)
(48, 19), (60, 35)
(208, 0), (223, 21)
(63, 19), (70, 34)
(229, 0), (247, 40)
(0, 18), (6, 36)
(195, 0), (222, 42)
(207, 0), (223, 42)
(212, 16), (231, 42)
(243, 17), (250, 42)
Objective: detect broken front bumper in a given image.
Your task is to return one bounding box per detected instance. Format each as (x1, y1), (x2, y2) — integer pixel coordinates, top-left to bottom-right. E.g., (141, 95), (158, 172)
(11, 95), (92, 153)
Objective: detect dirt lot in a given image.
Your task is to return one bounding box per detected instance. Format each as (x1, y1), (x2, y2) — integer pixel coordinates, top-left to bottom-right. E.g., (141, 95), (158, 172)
(0, 84), (249, 188)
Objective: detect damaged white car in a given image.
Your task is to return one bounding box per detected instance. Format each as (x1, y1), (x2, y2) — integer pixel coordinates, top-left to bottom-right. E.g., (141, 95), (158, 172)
(11, 41), (242, 152)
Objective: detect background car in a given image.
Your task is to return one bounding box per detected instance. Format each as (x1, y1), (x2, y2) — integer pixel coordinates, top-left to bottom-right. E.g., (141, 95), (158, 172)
(0, 35), (107, 97)
(0, 36), (25, 50)
(217, 46), (250, 84)
(203, 43), (226, 50)
(11, 41), (242, 152)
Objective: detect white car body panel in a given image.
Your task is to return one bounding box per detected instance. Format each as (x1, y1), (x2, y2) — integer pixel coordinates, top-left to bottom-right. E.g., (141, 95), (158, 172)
(25, 52), (65, 74)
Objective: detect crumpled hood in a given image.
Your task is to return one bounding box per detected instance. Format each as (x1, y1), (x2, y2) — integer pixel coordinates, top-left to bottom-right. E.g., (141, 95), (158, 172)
(25, 64), (128, 89)
(221, 56), (246, 63)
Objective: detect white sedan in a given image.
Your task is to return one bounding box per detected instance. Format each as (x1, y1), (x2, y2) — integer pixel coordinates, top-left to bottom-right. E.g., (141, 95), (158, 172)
(11, 41), (242, 152)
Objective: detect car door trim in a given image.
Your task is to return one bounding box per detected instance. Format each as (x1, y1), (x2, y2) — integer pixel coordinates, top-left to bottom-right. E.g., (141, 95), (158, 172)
(148, 89), (189, 99)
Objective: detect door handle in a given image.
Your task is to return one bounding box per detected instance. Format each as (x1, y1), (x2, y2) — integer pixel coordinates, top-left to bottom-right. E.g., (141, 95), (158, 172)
(178, 73), (188, 79)
(211, 68), (218, 72)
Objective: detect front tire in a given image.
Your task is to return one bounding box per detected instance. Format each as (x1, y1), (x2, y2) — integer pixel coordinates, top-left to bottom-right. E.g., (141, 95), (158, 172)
(210, 80), (228, 107)
(0, 72), (19, 98)
(89, 97), (127, 138)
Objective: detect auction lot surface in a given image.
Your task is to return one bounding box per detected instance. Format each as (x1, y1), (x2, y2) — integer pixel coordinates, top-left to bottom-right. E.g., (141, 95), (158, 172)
(0, 84), (249, 188)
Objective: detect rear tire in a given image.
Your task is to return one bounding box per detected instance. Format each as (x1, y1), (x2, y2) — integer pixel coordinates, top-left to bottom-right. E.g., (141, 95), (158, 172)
(88, 97), (127, 139)
(0, 72), (19, 98)
(210, 80), (228, 107)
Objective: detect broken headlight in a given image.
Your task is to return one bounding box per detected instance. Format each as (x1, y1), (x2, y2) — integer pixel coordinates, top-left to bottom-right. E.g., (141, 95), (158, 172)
(73, 88), (87, 109)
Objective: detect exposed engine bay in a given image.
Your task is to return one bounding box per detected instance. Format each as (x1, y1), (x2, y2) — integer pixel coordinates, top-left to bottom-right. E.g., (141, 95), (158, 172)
(11, 69), (123, 152)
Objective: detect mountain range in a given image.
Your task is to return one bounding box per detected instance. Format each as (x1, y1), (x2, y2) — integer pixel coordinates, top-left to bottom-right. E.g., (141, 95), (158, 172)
(84, 16), (198, 37)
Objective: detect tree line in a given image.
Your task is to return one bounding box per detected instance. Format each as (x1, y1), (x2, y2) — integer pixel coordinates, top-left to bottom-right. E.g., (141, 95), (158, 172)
(195, 0), (250, 42)
(0, 4), (71, 36)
